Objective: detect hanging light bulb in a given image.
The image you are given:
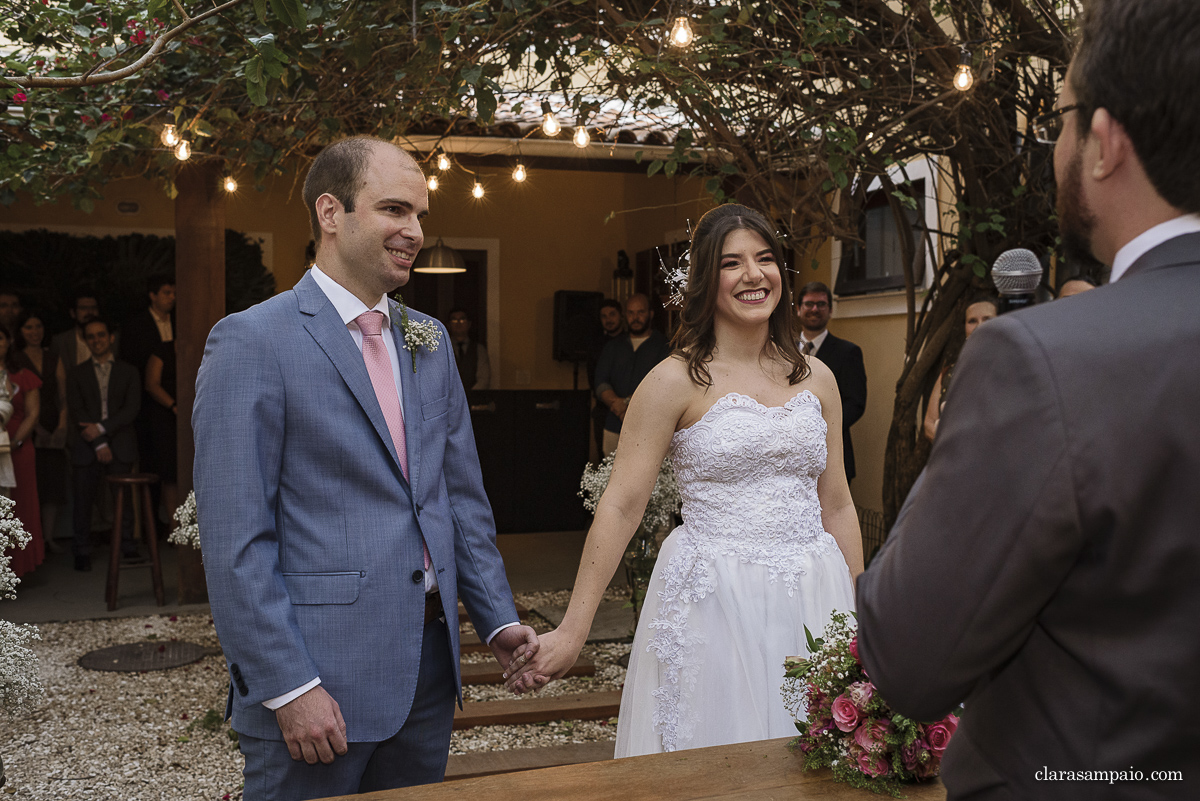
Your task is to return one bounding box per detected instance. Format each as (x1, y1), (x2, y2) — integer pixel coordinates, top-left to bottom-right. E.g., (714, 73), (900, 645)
(223, 175), (238, 193)
(160, 124), (179, 147)
(427, 175), (439, 191)
(436, 152), (451, 171)
(953, 48), (974, 91)
(471, 182), (484, 199)
(512, 162), (527, 182)
(540, 101), (561, 136)
(174, 139), (191, 161)
(668, 16), (695, 48)
(573, 125), (590, 148)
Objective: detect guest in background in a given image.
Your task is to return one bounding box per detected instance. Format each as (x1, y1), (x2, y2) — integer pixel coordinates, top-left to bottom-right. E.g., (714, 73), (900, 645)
(66, 318), (140, 572)
(1056, 275), (1097, 298)
(0, 323), (44, 578)
(121, 273), (175, 534)
(16, 311), (68, 555)
(143, 340), (178, 527)
(0, 290), (22, 335)
(594, 293), (671, 456)
(796, 282), (867, 482)
(923, 295), (997, 441)
(587, 299), (624, 460)
(52, 291), (103, 367)
(447, 308), (490, 390)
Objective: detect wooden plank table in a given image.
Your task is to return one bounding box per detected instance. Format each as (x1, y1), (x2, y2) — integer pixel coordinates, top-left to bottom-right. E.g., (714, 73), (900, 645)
(316, 737), (947, 800)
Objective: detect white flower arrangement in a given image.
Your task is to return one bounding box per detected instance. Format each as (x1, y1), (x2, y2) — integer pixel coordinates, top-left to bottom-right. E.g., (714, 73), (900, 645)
(579, 453), (682, 534)
(169, 490), (202, 552)
(0, 495), (44, 718)
(389, 296), (441, 372)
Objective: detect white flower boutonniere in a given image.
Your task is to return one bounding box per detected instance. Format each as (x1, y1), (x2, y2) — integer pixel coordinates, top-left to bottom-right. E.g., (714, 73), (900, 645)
(389, 295), (441, 372)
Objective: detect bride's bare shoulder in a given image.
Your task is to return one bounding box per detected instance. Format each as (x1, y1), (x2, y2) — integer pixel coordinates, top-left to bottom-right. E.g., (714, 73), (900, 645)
(636, 354), (703, 407)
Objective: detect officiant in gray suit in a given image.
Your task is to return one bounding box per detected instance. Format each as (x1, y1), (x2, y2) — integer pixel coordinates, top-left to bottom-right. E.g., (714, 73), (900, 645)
(857, 1), (1200, 798)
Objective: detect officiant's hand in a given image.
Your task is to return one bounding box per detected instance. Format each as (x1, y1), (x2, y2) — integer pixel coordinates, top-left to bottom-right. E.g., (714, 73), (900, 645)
(504, 628), (580, 693)
(489, 624), (541, 685)
(276, 685), (348, 765)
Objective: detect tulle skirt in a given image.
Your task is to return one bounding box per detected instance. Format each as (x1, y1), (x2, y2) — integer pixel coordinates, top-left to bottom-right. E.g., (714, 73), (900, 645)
(614, 526), (855, 757)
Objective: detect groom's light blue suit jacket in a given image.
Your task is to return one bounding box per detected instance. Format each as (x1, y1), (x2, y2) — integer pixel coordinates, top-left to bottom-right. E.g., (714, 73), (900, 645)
(193, 271), (518, 742)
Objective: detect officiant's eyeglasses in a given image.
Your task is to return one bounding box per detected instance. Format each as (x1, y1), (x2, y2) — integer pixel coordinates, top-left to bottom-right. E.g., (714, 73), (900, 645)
(1033, 104), (1081, 145)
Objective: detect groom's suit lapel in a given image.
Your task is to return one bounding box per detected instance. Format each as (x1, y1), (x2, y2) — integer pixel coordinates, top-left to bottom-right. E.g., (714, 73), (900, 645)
(296, 272), (411, 489)
(390, 296), (423, 496)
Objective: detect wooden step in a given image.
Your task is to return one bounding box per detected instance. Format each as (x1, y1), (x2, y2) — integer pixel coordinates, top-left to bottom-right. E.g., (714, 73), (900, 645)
(458, 601), (530, 624)
(453, 690), (621, 730)
(446, 741), (614, 780)
(460, 657), (595, 686)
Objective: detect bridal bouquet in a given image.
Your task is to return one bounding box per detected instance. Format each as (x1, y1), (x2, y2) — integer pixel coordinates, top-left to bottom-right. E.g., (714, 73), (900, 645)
(169, 490), (202, 552)
(782, 611), (960, 797)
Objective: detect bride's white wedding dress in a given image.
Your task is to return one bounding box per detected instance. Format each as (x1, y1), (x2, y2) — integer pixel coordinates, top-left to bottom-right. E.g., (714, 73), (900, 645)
(614, 390), (856, 757)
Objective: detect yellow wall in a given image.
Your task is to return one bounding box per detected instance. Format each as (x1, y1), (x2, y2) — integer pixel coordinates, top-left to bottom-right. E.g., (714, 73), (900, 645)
(0, 165), (712, 390)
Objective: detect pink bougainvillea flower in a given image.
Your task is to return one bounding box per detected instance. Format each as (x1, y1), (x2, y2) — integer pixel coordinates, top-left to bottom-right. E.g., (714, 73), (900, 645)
(155, 89), (170, 102)
(13, 93), (28, 104)
(80, 114), (94, 124)
(100, 113), (111, 122)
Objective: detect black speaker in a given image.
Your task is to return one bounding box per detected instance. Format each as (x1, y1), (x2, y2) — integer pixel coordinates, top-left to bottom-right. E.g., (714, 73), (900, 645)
(553, 290), (603, 362)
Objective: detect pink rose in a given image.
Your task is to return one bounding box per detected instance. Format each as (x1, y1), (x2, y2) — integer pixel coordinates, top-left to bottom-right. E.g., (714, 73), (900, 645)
(926, 714), (959, 756)
(853, 718), (892, 753)
(849, 636), (860, 662)
(831, 694), (860, 732)
(847, 680), (874, 710)
(901, 736), (929, 773)
(856, 748), (890, 778)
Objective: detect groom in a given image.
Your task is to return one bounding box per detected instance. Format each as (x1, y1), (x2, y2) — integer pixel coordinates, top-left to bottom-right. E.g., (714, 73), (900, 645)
(194, 136), (537, 800)
(857, 1), (1200, 798)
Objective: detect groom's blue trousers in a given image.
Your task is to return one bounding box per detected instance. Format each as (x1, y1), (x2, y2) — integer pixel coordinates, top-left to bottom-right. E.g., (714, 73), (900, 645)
(238, 618), (457, 801)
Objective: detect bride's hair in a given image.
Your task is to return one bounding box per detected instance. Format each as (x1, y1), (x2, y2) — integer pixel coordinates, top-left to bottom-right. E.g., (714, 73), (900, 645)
(672, 204), (808, 387)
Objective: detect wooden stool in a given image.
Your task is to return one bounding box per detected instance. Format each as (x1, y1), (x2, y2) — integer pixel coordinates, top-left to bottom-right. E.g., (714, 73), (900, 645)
(105, 473), (165, 611)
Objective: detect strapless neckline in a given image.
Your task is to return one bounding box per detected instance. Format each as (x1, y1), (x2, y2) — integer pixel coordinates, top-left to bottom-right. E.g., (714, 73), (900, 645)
(674, 389), (820, 440)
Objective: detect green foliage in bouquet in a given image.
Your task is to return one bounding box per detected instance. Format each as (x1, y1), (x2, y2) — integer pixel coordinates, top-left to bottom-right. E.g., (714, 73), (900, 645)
(782, 611), (960, 797)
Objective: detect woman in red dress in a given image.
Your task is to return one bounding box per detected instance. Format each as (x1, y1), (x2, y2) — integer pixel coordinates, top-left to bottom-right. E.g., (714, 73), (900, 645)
(0, 323), (43, 578)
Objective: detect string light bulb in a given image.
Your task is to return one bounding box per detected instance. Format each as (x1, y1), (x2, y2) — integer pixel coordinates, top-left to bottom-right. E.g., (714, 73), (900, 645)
(512, 162), (527, 182)
(160, 124), (179, 147)
(573, 125), (590, 148)
(471, 182), (484, 199)
(668, 16), (695, 48)
(427, 175), (439, 191)
(174, 139), (191, 161)
(223, 175), (238, 193)
(436, 152), (451, 171)
(953, 48), (974, 91)
(540, 101), (561, 136)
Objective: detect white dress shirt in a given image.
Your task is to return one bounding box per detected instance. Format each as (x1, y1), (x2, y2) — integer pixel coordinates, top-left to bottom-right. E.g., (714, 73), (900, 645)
(1110, 214), (1200, 283)
(800, 328), (830, 355)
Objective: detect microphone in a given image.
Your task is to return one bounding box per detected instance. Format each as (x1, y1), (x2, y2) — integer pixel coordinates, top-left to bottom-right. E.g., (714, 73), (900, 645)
(991, 248), (1043, 313)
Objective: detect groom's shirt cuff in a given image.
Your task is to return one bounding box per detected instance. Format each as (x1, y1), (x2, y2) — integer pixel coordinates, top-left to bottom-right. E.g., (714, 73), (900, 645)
(263, 677), (321, 710)
(485, 622), (520, 644)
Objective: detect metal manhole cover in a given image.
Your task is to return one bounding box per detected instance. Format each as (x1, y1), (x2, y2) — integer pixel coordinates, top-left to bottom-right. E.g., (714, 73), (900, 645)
(78, 641), (221, 672)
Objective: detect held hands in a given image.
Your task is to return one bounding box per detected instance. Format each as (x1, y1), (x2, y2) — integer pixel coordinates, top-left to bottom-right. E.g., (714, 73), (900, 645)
(275, 685), (348, 765)
(503, 628), (582, 694)
(489, 625), (544, 694)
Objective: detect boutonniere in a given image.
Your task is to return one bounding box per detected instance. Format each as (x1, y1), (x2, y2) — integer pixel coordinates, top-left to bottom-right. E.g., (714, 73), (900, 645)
(389, 295), (441, 372)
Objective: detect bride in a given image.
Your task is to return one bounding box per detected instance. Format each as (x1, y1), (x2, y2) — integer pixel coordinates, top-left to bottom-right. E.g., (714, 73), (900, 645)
(506, 203), (864, 755)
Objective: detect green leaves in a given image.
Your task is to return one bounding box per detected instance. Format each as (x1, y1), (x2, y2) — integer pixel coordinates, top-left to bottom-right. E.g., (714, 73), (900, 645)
(268, 0), (308, 30)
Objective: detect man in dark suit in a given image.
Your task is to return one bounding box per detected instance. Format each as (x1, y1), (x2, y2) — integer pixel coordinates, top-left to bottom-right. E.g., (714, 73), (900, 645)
(796, 281), (866, 481)
(857, 1), (1200, 797)
(120, 273), (175, 525)
(66, 318), (141, 572)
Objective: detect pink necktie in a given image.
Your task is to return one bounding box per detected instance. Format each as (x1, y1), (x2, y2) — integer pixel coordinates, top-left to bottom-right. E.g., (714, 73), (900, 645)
(356, 310), (430, 572)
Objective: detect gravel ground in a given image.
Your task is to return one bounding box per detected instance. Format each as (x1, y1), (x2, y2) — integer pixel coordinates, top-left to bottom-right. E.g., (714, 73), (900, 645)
(0, 588), (631, 800)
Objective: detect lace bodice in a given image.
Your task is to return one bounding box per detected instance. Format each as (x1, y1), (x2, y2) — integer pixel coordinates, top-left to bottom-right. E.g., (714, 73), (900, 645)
(669, 390), (831, 557)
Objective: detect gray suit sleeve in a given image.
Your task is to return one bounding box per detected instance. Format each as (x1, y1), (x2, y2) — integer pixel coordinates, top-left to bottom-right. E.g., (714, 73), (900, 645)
(194, 313), (321, 704)
(856, 316), (1085, 721)
(435, 322), (518, 636)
